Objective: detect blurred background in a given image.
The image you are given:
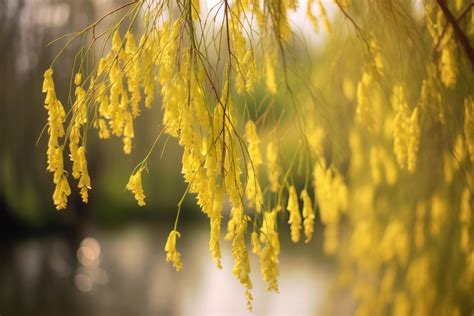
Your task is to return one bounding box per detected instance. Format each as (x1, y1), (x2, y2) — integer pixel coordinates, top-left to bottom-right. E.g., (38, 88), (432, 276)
(0, 1), (340, 315)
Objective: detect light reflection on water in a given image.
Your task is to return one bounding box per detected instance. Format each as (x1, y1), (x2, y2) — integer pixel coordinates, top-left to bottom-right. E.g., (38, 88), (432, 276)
(0, 223), (335, 316)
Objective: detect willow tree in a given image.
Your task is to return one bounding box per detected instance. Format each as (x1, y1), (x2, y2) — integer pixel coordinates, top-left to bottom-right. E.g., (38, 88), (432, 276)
(41, 0), (474, 314)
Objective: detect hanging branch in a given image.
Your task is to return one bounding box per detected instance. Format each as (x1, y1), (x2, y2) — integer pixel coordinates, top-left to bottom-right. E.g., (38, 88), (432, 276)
(436, 0), (474, 71)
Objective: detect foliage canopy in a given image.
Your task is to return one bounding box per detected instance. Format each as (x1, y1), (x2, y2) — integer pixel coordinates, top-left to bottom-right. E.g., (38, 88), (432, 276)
(41, 0), (474, 313)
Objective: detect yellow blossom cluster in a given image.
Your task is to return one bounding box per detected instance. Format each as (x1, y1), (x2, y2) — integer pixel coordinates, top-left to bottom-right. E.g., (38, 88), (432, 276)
(42, 0), (474, 312)
(313, 159), (348, 254)
(42, 69), (69, 210)
(391, 84), (420, 172)
(165, 230), (183, 272)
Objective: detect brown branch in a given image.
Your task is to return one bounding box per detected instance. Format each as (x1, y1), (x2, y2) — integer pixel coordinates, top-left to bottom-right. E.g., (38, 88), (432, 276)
(435, 3), (473, 51)
(436, 0), (474, 71)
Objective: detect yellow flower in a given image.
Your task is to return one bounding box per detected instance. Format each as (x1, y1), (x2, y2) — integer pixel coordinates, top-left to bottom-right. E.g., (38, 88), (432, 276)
(112, 30), (122, 52)
(439, 28), (458, 88)
(126, 167), (146, 206)
(209, 185), (224, 268)
(98, 119), (110, 139)
(251, 231), (261, 255)
(165, 230), (183, 272)
(407, 107), (420, 173)
(265, 51), (277, 94)
(259, 210), (280, 292)
(267, 142), (281, 192)
(245, 120), (262, 167)
(287, 185), (302, 243)
(301, 189), (315, 243)
(53, 174), (71, 210)
(77, 146), (91, 203)
(391, 84), (420, 172)
(42, 68), (55, 93)
(245, 163), (263, 213)
(123, 112), (134, 155)
(231, 215), (253, 310)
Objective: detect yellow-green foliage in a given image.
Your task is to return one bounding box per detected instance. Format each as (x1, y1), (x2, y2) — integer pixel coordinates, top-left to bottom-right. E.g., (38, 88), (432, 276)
(41, 0), (473, 313)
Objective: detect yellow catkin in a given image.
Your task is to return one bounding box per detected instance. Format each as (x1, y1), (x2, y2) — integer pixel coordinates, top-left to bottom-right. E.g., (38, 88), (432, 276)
(209, 185), (224, 268)
(418, 71), (444, 124)
(53, 173), (71, 210)
(287, 185), (302, 243)
(231, 215), (253, 310)
(259, 210), (280, 292)
(246, 163), (264, 212)
(301, 189), (315, 243)
(77, 146), (91, 203)
(439, 28), (458, 88)
(69, 72), (90, 194)
(391, 84), (419, 171)
(223, 111), (246, 240)
(369, 36), (384, 76)
(266, 142), (281, 192)
(265, 51), (277, 94)
(191, 70), (209, 130)
(272, 0), (292, 41)
(465, 97), (474, 162)
(230, 14), (256, 95)
(245, 120), (262, 167)
(123, 112), (134, 154)
(69, 125), (81, 179)
(313, 159), (348, 254)
(98, 118), (110, 139)
(126, 167), (146, 206)
(158, 20), (183, 138)
(140, 32), (155, 108)
(112, 30), (122, 52)
(407, 107), (420, 173)
(165, 230), (184, 272)
(108, 61), (125, 136)
(223, 132), (245, 217)
(251, 231), (261, 255)
(73, 73), (87, 124)
(392, 84), (409, 168)
(125, 31), (142, 118)
(97, 80), (110, 120)
(245, 120), (263, 212)
(43, 68), (69, 210)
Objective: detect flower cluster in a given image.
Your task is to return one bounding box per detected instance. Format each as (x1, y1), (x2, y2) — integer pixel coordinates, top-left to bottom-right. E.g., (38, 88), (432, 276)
(42, 0), (474, 312)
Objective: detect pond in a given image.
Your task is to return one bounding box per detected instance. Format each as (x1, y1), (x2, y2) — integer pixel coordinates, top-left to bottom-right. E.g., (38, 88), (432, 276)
(0, 221), (343, 316)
